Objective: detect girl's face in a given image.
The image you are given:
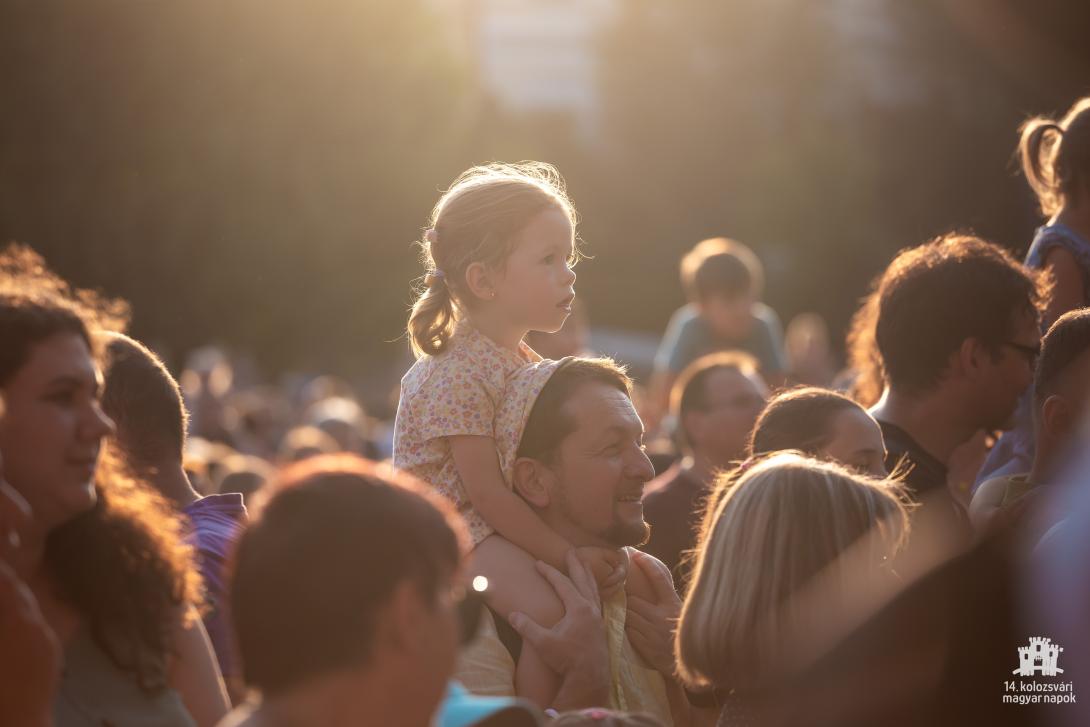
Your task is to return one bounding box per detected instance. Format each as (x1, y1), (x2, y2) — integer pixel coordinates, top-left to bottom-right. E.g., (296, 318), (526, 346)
(0, 333), (114, 533)
(492, 208), (577, 334)
(818, 407), (887, 477)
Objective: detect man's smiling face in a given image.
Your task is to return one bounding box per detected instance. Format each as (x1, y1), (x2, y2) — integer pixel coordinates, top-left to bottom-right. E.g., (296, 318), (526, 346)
(541, 380), (656, 548)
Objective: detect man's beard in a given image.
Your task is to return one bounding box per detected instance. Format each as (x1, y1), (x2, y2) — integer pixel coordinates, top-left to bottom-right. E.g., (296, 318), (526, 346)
(556, 483), (651, 547)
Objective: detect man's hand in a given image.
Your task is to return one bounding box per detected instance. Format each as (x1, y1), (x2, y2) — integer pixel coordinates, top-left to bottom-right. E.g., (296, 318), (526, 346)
(508, 551), (610, 711)
(625, 550), (682, 676)
(574, 545), (627, 596)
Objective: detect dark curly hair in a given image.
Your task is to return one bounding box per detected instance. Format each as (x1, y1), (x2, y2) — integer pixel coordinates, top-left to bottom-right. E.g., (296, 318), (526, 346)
(0, 243), (202, 691)
(872, 233), (1048, 393)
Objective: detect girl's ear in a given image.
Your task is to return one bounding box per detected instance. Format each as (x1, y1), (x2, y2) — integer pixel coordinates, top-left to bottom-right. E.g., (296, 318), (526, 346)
(511, 457), (552, 508)
(464, 262), (497, 302)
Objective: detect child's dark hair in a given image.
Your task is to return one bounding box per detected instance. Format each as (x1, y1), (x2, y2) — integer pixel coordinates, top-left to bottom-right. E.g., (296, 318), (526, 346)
(407, 162), (577, 358)
(679, 237), (763, 303)
(1019, 97), (1090, 218)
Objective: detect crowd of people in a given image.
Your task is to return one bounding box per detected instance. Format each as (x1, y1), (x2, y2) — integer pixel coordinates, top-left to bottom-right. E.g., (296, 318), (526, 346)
(3, 95), (1090, 727)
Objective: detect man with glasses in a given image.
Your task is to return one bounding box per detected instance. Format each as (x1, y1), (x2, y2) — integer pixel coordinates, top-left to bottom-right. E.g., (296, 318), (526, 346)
(865, 233), (1047, 544)
(641, 351), (767, 587)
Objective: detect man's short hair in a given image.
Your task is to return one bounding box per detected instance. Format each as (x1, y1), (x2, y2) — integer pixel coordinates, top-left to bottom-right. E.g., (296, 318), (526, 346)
(671, 351), (759, 450)
(231, 455), (465, 696)
(874, 234), (1046, 392)
(517, 357), (633, 464)
(1034, 308), (1090, 405)
(100, 332), (187, 470)
(680, 238), (764, 303)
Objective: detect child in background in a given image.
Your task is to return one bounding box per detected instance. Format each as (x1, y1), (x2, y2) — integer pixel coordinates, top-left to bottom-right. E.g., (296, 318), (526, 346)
(978, 96), (1090, 483)
(394, 162), (624, 707)
(649, 238), (785, 429)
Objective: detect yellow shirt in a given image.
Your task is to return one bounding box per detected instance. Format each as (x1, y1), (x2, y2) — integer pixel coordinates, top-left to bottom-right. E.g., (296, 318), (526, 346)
(454, 589), (673, 725)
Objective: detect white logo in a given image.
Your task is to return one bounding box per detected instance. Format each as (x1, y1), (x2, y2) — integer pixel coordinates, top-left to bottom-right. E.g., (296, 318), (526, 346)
(1014, 637), (1064, 677)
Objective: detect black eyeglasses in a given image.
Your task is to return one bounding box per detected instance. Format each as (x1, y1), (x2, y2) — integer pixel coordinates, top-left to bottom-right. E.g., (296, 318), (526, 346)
(1003, 341), (1041, 366)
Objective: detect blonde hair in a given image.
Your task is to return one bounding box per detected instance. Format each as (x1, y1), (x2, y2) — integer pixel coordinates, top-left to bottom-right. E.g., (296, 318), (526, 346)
(675, 452), (908, 692)
(1019, 97), (1090, 218)
(407, 161), (578, 358)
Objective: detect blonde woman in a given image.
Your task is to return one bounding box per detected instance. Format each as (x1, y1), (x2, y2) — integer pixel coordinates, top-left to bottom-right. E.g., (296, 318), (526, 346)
(676, 453), (909, 726)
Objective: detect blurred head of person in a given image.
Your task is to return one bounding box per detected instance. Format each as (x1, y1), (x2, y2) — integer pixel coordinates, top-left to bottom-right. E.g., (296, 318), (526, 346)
(1030, 308), (1090, 477)
(305, 395), (368, 454)
(676, 453), (908, 694)
(407, 162), (578, 358)
(749, 387), (887, 478)
(525, 296), (590, 359)
(680, 237), (764, 340)
(785, 312), (835, 386)
(99, 332), (193, 495)
(873, 234), (1047, 430)
(0, 244), (200, 689)
(1019, 96), (1090, 218)
(278, 425), (341, 463)
(672, 352), (767, 472)
(215, 453), (273, 508)
(230, 454), (467, 725)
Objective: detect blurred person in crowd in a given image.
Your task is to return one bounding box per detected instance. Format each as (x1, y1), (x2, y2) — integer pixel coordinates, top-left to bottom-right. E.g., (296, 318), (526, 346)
(304, 395), (381, 459)
(277, 424), (340, 463)
(220, 454), (536, 727)
(456, 357), (703, 726)
(971, 308), (1090, 533)
(180, 346), (234, 445)
(648, 237), (786, 429)
(223, 387), (293, 460)
(100, 331), (248, 703)
(749, 387), (887, 478)
(397, 163), (631, 707)
(525, 296), (590, 360)
(640, 352), (767, 587)
(215, 454), (273, 509)
(676, 453), (909, 727)
(784, 312), (837, 387)
(0, 245), (228, 726)
(865, 234), (1047, 543)
(978, 97), (1090, 484)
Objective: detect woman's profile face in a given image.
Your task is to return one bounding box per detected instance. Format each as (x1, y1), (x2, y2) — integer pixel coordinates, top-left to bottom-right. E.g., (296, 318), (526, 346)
(0, 332), (114, 533)
(818, 407), (887, 477)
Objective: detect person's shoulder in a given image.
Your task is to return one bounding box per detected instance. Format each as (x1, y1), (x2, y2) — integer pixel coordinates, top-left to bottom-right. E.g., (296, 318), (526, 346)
(750, 301), (781, 327)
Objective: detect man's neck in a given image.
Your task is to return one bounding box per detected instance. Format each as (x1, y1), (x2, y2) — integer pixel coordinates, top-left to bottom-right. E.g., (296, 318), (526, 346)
(152, 464), (201, 510)
(870, 386), (978, 465)
(255, 668), (433, 727)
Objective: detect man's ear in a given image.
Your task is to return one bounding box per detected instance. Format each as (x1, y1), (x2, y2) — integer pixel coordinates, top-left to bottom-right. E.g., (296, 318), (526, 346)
(511, 457), (553, 508)
(1041, 394), (1074, 439)
(464, 262), (497, 302)
(957, 337), (989, 380)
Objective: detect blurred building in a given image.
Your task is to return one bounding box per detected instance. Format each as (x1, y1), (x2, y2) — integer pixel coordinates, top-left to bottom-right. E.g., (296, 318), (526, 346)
(434, 0), (617, 140)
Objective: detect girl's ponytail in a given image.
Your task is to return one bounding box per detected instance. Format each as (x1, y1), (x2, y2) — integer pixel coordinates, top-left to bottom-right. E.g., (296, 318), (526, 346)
(1019, 117), (1065, 217)
(408, 271), (456, 358)
(1018, 97), (1090, 218)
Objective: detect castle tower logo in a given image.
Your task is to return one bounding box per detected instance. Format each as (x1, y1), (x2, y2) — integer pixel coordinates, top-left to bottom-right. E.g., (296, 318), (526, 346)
(1014, 637), (1064, 677)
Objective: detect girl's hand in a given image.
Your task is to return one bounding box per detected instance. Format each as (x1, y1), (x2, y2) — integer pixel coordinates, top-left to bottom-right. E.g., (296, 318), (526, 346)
(574, 546), (627, 597)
